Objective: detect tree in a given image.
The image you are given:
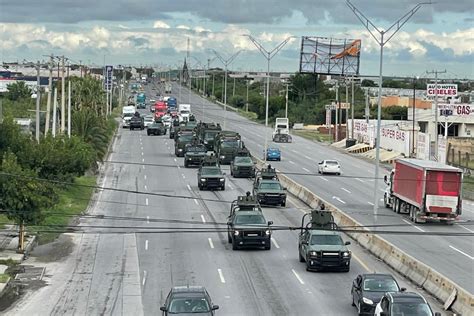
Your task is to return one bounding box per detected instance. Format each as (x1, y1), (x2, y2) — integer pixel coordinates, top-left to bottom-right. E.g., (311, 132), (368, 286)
(70, 76), (106, 116)
(5, 81), (32, 101)
(361, 79), (377, 87)
(72, 108), (109, 161)
(0, 151), (56, 251)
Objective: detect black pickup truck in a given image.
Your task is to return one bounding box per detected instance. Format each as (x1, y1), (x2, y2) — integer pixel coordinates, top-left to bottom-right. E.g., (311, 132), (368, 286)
(130, 113), (144, 130)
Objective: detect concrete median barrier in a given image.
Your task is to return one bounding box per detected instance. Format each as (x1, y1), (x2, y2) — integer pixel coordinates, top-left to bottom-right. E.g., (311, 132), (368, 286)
(254, 157), (473, 315)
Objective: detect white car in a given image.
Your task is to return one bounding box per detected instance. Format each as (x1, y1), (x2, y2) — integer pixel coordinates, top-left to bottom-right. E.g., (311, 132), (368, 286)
(318, 160), (341, 175)
(161, 115), (172, 127)
(144, 115), (154, 128)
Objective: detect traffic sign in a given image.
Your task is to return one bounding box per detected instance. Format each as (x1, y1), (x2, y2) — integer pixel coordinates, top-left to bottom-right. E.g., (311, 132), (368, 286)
(104, 65), (113, 91)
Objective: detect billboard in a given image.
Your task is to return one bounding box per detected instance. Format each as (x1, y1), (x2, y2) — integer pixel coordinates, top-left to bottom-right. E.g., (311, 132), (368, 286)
(104, 65), (113, 92)
(299, 37), (361, 76)
(438, 103), (472, 117)
(426, 84), (457, 97)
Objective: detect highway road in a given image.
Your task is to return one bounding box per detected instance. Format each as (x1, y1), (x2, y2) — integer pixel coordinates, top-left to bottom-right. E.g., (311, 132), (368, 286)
(6, 81), (447, 315)
(172, 82), (474, 295)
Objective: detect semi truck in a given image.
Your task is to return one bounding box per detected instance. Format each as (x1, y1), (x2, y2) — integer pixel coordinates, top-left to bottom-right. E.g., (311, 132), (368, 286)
(272, 118), (289, 138)
(383, 158), (463, 224)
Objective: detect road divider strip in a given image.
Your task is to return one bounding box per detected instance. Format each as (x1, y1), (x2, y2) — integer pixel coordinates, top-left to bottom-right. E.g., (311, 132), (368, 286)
(253, 157), (473, 315)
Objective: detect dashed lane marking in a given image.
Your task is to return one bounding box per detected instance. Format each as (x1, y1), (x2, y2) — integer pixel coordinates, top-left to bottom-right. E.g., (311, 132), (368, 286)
(402, 219), (426, 233)
(208, 238), (215, 249)
(145, 198), (149, 206)
(194, 199), (199, 205)
(449, 245), (474, 260)
(146, 216), (150, 224)
(144, 175), (147, 180)
(342, 188), (351, 194)
(271, 238), (280, 249)
(368, 202), (374, 206)
(218, 269), (226, 283)
(187, 184), (192, 191)
(457, 224), (474, 233)
(144, 185), (148, 191)
(302, 167), (310, 173)
(289, 161), (295, 165)
(142, 270), (147, 286)
(355, 178), (364, 183)
(291, 269), (305, 285)
(145, 240), (149, 250)
(320, 177), (328, 182)
(201, 215), (206, 223)
(352, 253), (370, 272)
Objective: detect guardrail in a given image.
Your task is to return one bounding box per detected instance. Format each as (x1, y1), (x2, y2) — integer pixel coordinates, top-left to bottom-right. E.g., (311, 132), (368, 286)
(253, 158), (473, 315)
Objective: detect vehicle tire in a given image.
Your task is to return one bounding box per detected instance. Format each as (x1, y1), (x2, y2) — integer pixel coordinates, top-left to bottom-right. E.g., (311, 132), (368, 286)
(227, 234), (232, 243)
(184, 161), (188, 168)
(130, 127), (133, 130)
(265, 243), (271, 250)
(299, 251), (305, 262)
(392, 197), (397, 212)
(221, 185), (225, 191)
(232, 240), (238, 250)
(337, 172), (341, 176)
(351, 295), (356, 307)
(147, 131), (150, 136)
(384, 194), (389, 208)
(281, 201), (286, 207)
(342, 265), (350, 272)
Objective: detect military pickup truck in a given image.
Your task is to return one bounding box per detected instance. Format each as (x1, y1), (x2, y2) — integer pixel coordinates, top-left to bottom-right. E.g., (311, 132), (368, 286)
(175, 133), (194, 157)
(298, 207), (351, 272)
(227, 198), (272, 250)
(197, 159), (225, 191)
(184, 143), (207, 167)
(129, 112), (144, 130)
(230, 155), (255, 178)
(214, 131), (244, 164)
(147, 121), (167, 136)
(252, 166), (286, 206)
(195, 122), (222, 151)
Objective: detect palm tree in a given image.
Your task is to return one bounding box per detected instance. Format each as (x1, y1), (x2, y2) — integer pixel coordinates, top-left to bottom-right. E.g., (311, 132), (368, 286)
(71, 108), (108, 161)
(70, 76), (107, 116)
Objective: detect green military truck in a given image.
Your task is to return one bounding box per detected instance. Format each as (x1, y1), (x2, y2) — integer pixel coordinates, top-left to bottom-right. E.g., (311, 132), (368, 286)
(195, 122), (222, 151)
(147, 120), (167, 136)
(227, 193), (272, 250)
(230, 149), (255, 178)
(252, 166), (286, 206)
(197, 156), (226, 190)
(184, 141), (207, 167)
(214, 131), (245, 164)
(298, 207), (351, 272)
(175, 132), (194, 157)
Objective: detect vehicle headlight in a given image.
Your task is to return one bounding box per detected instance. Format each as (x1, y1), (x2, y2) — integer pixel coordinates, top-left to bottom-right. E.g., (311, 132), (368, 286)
(265, 230), (271, 235)
(204, 140), (208, 144)
(188, 158), (192, 160)
(178, 149), (183, 152)
(280, 194), (286, 197)
(220, 155), (225, 159)
(310, 251), (317, 256)
(219, 178), (225, 182)
(234, 230), (239, 236)
(200, 179), (206, 182)
(362, 297), (374, 305)
(343, 251), (350, 257)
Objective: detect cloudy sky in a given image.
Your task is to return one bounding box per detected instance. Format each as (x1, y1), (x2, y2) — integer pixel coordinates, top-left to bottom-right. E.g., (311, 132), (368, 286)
(1, 0), (473, 78)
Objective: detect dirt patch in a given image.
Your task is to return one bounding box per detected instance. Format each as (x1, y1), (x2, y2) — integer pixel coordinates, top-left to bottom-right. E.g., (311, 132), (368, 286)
(30, 234), (75, 263)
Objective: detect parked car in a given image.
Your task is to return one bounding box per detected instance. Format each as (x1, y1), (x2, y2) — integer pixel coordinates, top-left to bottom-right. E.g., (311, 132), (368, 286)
(160, 286), (219, 315)
(351, 274), (405, 316)
(318, 160), (341, 175)
(374, 292), (441, 316)
(265, 147), (281, 161)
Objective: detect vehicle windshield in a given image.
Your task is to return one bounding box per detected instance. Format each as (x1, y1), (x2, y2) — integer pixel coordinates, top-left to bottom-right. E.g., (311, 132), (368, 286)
(235, 214), (266, 225)
(168, 297), (210, 313)
(234, 157), (252, 164)
(181, 110), (190, 114)
(202, 168), (221, 175)
(123, 113), (133, 118)
(187, 146), (206, 153)
(363, 279), (399, 292)
(179, 135), (193, 142)
(310, 234), (343, 245)
(268, 148), (279, 152)
(220, 140), (239, 148)
(391, 303), (432, 316)
(259, 182), (281, 190)
(144, 116), (154, 122)
(204, 131), (218, 140)
(326, 161), (339, 166)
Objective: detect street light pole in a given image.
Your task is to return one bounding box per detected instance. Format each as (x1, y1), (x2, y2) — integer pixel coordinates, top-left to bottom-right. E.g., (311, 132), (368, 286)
(346, 0), (430, 225)
(212, 49), (242, 129)
(244, 35), (294, 162)
(426, 69), (447, 160)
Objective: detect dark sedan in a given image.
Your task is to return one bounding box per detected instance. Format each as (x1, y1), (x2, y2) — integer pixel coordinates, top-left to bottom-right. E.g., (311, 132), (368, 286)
(351, 274), (405, 316)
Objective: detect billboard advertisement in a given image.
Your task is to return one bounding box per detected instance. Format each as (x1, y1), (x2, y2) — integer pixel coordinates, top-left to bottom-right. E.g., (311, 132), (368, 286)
(104, 65), (113, 92)
(438, 103), (473, 117)
(426, 84), (457, 97)
(299, 37), (361, 76)
(416, 132), (430, 160)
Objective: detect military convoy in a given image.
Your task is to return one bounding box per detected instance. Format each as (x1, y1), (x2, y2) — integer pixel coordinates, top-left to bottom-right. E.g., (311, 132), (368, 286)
(197, 156), (226, 191)
(298, 206), (351, 272)
(214, 131), (244, 164)
(252, 166), (287, 206)
(184, 140), (207, 167)
(230, 149), (255, 178)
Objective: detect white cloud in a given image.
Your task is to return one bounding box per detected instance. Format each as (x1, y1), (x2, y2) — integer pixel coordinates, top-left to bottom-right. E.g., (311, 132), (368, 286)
(176, 25), (190, 30)
(153, 20), (170, 29)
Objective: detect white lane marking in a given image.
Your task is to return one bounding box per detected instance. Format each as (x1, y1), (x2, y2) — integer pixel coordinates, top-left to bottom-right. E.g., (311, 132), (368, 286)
(182, 174), (186, 179)
(355, 178), (364, 182)
(228, 183), (233, 189)
(194, 199), (199, 205)
(402, 219), (426, 233)
(291, 269), (305, 285)
(303, 155), (311, 160)
(271, 238), (280, 249)
(144, 175), (147, 180)
(146, 216), (150, 224)
(217, 269), (226, 283)
(142, 270), (147, 286)
(291, 149), (298, 154)
(342, 188), (351, 194)
(449, 245), (474, 260)
(144, 185), (148, 191)
(332, 196), (346, 204)
(208, 238), (214, 249)
(141, 152), (144, 156)
(142, 158), (145, 162)
(302, 167), (310, 173)
(143, 165), (145, 170)
(368, 202), (374, 206)
(320, 176), (328, 182)
(145, 198), (149, 206)
(141, 146), (143, 151)
(201, 215), (206, 223)
(187, 184), (192, 191)
(174, 158), (177, 162)
(289, 160), (295, 165)
(145, 240), (149, 250)
(177, 165), (181, 170)
(458, 224), (474, 233)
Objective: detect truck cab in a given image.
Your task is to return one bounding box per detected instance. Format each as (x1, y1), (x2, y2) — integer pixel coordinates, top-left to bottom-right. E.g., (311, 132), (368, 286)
(272, 118), (289, 138)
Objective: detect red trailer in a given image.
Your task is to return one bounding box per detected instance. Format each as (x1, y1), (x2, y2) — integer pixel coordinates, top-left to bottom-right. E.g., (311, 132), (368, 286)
(154, 101), (167, 120)
(383, 158), (463, 224)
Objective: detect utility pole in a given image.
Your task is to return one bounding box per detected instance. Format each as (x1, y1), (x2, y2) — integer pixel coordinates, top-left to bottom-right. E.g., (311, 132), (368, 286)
(45, 55), (53, 135)
(212, 73), (215, 97)
(246, 79), (250, 112)
(412, 77), (417, 157)
(426, 69), (447, 160)
(244, 34), (294, 161)
(68, 80), (72, 138)
(351, 76), (355, 139)
(52, 88), (58, 137)
(285, 82), (289, 118)
(60, 56), (66, 133)
(232, 77), (236, 97)
(345, 78), (349, 140)
(212, 49), (242, 129)
(335, 81), (339, 142)
(35, 61), (41, 143)
(346, 0), (430, 225)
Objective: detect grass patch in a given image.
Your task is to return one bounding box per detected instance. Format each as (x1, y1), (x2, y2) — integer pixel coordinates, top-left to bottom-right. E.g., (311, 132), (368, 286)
(32, 176), (97, 244)
(292, 130), (332, 143)
(0, 274), (10, 283)
(0, 215), (13, 230)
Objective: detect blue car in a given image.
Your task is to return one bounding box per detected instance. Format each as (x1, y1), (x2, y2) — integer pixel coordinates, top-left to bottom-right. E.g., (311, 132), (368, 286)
(265, 147), (281, 161)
